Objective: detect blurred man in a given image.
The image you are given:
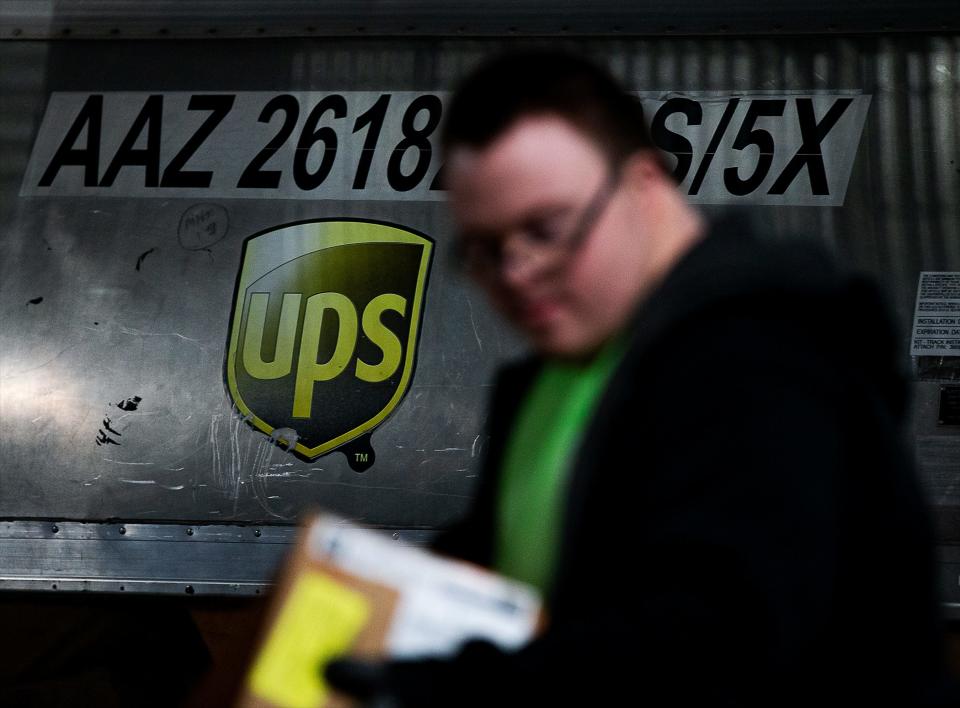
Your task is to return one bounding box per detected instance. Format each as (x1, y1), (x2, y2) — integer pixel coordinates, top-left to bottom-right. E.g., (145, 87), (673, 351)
(328, 50), (952, 706)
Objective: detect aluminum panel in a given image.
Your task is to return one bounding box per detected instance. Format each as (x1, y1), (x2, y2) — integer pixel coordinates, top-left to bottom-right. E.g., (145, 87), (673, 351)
(0, 35), (957, 595)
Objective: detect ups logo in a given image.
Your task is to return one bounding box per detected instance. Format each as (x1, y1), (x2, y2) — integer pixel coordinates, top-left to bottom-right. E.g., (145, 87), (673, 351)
(226, 219), (433, 470)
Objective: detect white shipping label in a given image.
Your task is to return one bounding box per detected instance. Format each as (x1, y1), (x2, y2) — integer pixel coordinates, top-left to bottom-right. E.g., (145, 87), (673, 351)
(307, 518), (541, 659)
(911, 272), (960, 356)
(22, 91), (870, 205)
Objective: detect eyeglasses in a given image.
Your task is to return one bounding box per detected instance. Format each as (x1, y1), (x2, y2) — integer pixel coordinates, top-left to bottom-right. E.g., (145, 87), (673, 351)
(455, 170), (620, 280)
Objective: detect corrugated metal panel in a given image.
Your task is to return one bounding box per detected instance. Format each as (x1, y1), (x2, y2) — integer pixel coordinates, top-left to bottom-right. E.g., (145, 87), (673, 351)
(0, 34), (957, 592)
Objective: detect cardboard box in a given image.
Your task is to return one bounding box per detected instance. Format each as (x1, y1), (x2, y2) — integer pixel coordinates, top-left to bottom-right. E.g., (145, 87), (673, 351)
(239, 515), (542, 708)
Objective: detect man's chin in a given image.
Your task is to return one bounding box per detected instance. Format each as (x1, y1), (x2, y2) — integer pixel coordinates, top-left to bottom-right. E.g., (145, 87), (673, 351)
(526, 326), (599, 360)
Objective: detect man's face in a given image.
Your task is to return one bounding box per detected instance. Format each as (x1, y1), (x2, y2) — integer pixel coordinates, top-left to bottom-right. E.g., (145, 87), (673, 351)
(446, 115), (655, 358)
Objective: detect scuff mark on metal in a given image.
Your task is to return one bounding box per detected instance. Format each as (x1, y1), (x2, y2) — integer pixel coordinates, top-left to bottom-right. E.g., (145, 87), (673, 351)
(96, 430), (120, 446)
(103, 459), (153, 466)
(117, 479), (184, 491)
(1, 342), (74, 379)
(119, 326), (205, 349)
(210, 413), (223, 490)
(116, 396), (142, 411)
(102, 417), (122, 437)
(135, 248), (158, 271)
(248, 438), (294, 520)
(274, 479), (471, 498)
(433, 447), (464, 452)
(465, 295), (482, 352)
(270, 427), (300, 451)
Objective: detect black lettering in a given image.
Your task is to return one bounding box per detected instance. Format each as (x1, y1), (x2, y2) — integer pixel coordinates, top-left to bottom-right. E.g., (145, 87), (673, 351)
(160, 94), (235, 188)
(387, 95), (442, 192)
(650, 98), (702, 184)
(352, 94), (390, 190)
(293, 94), (346, 190)
(429, 161), (445, 190)
(689, 97), (740, 196)
(99, 95), (163, 187)
(768, 97), (853, 195)
(723, 99), (786, 196)
(38, 94), (103, 187)
(237, 94), (299, 189)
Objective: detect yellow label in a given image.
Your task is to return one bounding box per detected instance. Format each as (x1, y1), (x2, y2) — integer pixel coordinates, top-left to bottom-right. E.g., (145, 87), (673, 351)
(248, 571), (370, 708)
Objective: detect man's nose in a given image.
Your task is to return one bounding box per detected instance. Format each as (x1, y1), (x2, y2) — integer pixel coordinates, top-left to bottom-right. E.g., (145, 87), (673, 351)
(497, 233), (545, 287)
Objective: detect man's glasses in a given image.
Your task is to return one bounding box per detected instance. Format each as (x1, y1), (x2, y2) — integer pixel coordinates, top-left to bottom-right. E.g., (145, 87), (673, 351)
(455, 171), (620, 280)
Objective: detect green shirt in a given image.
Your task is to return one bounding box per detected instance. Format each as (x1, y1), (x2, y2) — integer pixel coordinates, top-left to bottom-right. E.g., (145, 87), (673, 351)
(494, 339), (625, 595)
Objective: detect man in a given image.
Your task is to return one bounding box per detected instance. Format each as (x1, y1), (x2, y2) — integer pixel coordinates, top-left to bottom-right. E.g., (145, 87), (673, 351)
(327, 50), (952, 706)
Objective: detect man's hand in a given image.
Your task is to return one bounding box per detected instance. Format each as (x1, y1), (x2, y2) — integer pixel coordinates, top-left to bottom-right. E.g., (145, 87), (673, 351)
(322, 640), (504, 708)
(324, 657), (393, 704)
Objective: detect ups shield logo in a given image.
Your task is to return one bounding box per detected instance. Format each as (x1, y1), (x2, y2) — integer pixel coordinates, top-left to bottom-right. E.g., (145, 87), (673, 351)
(226, 219), (433, 464)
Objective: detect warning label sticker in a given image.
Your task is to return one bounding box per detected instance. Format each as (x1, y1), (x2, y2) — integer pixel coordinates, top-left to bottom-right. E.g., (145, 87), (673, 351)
(910, 272), (960, 357)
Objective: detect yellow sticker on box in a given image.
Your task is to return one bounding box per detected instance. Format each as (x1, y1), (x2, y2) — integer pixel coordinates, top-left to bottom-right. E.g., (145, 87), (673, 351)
(248, 571), (370, 708)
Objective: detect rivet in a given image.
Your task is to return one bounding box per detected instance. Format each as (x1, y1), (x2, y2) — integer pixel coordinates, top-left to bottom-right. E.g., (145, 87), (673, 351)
(185, 585), (195, 595)
(254, 529), (262, 537)
(119, 526), (126, 535)
(52, 525), (59, 534)
(186, 528), (194, 536)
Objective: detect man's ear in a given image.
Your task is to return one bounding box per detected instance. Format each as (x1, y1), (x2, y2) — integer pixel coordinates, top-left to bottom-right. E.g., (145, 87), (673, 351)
(621, 149), (668, 191)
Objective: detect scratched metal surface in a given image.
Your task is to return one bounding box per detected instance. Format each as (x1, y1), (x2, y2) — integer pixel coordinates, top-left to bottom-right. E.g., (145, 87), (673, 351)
(0, 38), (526, 528)
(0, 35), (958, 540)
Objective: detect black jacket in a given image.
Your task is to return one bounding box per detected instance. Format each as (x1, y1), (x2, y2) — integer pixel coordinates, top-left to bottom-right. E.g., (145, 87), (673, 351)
(386, 214), (950, 706)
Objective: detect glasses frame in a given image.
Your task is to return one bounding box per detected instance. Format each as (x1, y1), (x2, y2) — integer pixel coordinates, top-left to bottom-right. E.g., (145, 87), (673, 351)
(455, 169), (621, 280)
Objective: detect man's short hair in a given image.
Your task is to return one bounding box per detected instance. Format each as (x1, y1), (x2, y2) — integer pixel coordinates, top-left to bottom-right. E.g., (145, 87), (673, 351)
(442, 49), (664, 172)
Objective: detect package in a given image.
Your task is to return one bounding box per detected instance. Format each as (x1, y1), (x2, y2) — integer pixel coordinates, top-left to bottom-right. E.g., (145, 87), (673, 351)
(239, 515), (542, 708)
